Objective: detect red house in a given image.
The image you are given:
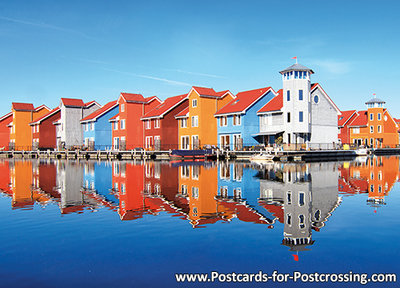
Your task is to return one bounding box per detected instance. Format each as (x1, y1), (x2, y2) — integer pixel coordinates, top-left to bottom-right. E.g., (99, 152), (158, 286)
(29, 107), (61, 150)
(141, 94), (188, 150)
(110, 93), (161, 150)
(338, 110), (357, 144)
(0, 112), (12, 150)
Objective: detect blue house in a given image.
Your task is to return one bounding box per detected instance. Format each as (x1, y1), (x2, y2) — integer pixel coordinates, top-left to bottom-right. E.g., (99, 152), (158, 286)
(80, 100), (119, 150)
(214, 87), (276, 149)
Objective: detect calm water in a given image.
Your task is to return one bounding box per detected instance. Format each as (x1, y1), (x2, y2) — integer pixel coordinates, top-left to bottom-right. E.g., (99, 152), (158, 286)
(0, 156), (399, 287)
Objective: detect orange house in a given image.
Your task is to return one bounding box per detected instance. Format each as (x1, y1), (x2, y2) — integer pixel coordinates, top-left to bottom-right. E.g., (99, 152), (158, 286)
(9, 103), (50, 150)
(347, 97), (399, 148)
(110, 93), (161, 150)
(176, 87), (235, 149)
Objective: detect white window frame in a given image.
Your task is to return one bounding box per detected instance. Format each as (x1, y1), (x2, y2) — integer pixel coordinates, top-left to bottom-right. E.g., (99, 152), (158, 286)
(377, 113), (381, 121)
(120, 119), (126, 130)
(377, 125), (382, 133)
(90, 122), (94, 131)
(121, 104), (125, 112)
(220, 116), (227, 127)
(145, 120), (151, 129)
(180, 118), (187, 128)
(233, 114), (241, 126)
(154, 119), (160, 129)
(370, 126), (374, 133)
(192, 99), (198, 108)
(191, 116), (198, 127)
(145, 136), (153, 149)
(181, 136), (190, 150)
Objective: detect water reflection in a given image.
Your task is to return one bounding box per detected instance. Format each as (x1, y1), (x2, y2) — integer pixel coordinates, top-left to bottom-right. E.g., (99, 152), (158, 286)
(0, 156), (398, 253)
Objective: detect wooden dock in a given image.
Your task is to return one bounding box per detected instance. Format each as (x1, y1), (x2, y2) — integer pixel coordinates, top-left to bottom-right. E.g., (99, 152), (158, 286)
(0, 148), (397, 162)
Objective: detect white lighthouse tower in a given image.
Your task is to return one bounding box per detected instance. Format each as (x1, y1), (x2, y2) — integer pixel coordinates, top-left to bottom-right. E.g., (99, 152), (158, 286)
(279, 63), (314, 146)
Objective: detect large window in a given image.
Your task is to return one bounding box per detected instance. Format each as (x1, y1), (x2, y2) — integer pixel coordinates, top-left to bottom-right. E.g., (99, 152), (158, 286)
(299, 111), (304, 122)
(180, 118), (187, 128)
(370, 126), (374, 133)
(287, 112), (291, 123)
(220, 116), (227, 127)
(287, 90), (290, 101)
(145, 120), (151, 129)
(370, 113), (373, 121)
(120, 119), (125, 130)
(154, 119), (160, 129)
(192, 99), (197, 108)
(233, 114), (241, 126)
(377, 113), (381, 120)
(377, 125), (382, 133)
(299, 90), (303, 100)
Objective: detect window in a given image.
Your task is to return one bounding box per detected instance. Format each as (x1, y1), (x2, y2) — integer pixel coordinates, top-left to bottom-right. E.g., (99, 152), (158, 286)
(145, 136), (153, 148)
(36, 125), (39, 133)
(192, 99), (197, 108)
(85, 123), (89, 131)
(180, 118), (187, 128)
(287, 90), (290, 101)
(154, 119), (160, 129)
(287, 191), (292, 205)
(145, 120), (151, 129)
(90, 122), (94, 130)
(377, 113), (381, 120)
(299, 192), (305, 206)
(181, 136), (190, 150)
(299, 111), (304, 122)
(113, 121), (118, 130)
(314, 210), (321, 221)
(314, 95), (319, 103)
(299, 214), (305, 229)
(220, 116), (227, 127)
(370, 126), (374, 133)
(377, 125), (381, 133)
(352, 127), (360, 134)
(181, 166), (190, 178)
(192, 135), (199, 149)
(299, 90), (303, 100)
(120, 119), (125, 130)
(181, 184), (188, 196)
(191, 116), (198, 127)
(192, 165), (199, 180)
(287, 112), (291, 123)
(233, 114), (241, 126)
(370, 138), (373, 145)
(370, 113), (373, 121)
(121, 104), (125, 112)
(191, 187), (199, 199)
(287, 214), (292, 226)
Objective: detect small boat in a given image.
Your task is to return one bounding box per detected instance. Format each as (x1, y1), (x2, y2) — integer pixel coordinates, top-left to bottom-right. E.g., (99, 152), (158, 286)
(250, 152), (274, 163)
(355, 148), (369, 156)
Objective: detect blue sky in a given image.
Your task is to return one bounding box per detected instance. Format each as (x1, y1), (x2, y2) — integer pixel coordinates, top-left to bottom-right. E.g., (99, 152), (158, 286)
(0, 0), (399, 116)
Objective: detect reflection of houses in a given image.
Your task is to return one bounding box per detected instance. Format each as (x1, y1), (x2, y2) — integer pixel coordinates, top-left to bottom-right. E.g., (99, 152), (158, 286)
(258, 162), (341, 253)
(30, 107), (61, 150)
(216, 162), (276, 225)
(82, 161), (118, 211)
(9, 160), (51, 209)
(113, 162), (162, 220)
(32, 159), (60, 200)
(339, 156), (399, 208)
(0, 160), (11, 196)
(55, 161), (98, 214)
(0, 112), (13, 150)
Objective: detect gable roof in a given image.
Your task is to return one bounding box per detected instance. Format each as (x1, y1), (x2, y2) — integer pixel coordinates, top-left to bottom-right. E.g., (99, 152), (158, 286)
(84, 101), (100, 108)
(175, 107), (189, 119)
(34, 105), (50, 112)
(142, 94), (188, 120)
(348, 110), (368, 127)
(12, 103), (34, 111)
(120, 93), (146, 103)
(215, 87), (274, 116)
(30, 107), (61, 125)
(311, 83), (341, 114)
(338, 110), (357, 127)
(109, 113), (119, 122)
(0, 112), (13, 122)
(144, 96), (162, 104)
(80, 101), (118, 123)
(191, 86), (232, 99)
(61, 98), (85, 107)
(257, 89), (283, 113)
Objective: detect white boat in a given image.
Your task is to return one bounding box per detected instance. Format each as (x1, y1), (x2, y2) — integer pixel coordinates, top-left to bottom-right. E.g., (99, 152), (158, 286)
(250, 152), (274, 163)
(355, 148), (369, 156)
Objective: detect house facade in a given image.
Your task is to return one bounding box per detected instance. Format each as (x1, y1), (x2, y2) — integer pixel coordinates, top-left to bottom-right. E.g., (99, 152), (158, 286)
(9, 103), (50, 150)
(257, 64), (341, 149)
(30, 107), (61, 150)
(0, 112), (13, 150)
(55, 98), (101, 149)
(177, 86), (234, 150)
(110, 93), (161, 150)
(215, 87), (276, 150)
(338, 110), (357, 144)
(141, 94), (188, 150)
(347, 98), (399, 148)
(80, 100), (119, 150)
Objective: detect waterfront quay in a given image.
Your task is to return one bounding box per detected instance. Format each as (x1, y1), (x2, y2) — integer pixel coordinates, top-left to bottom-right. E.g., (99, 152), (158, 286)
(1, 147), (398, 162)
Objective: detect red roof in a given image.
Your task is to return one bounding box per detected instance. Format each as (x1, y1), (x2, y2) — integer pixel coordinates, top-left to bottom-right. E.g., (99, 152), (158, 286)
(215, 87), (273, 115)
(35, 105), (50, 112)
(144, 96), (161, 104)
(61, 98), (85, 107)
(120, 93), (146, 103)
(338, 110), (357, 127)
(216, 90), (230, 97)
(258, 89), (283, 113)
(30, 107), (60, 125)
(394, 118), (400, 124)
(175, 107), (189, 118)
(81, 101), (118, 122)
(142, 94), (188, 119)
(12, 103), (34, 111)
(348, 110), (368, 127)
(0, 112), (12, 122)
(259, 202), (284, 223)
(84, 101), (99, 108)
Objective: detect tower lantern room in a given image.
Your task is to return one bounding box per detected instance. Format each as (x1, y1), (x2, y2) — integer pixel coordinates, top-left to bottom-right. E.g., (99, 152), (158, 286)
(365, 97), (386, 109)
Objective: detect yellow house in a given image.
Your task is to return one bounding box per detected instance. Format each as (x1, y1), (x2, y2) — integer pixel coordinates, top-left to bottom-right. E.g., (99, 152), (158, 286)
(176, 86), (235, 149)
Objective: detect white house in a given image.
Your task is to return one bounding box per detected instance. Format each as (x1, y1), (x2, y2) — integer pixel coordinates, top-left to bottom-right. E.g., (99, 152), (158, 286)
(257, 63), (341, 149)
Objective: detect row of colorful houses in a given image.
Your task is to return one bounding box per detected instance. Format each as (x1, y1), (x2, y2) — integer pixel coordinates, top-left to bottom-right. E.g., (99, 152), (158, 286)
(1, 62), (399, 151)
